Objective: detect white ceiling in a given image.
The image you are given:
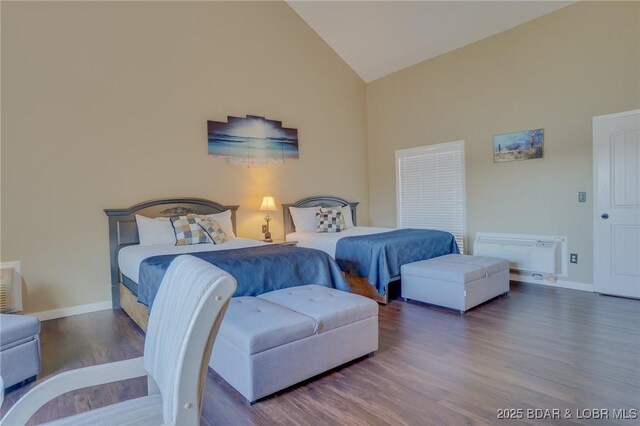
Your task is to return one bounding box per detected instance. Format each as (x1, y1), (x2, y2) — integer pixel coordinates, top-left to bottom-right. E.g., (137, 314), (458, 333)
(287, 1), (574, 82)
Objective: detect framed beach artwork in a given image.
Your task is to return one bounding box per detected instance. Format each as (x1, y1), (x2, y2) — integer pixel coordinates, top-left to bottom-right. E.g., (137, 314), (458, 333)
(493, 128), (544, 162)
(207, 115), (299, 167)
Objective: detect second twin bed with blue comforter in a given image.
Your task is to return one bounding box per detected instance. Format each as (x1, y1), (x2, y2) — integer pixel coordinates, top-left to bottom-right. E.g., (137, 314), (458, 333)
(335, 228), (460, 295)
(287, 226), (460, 296)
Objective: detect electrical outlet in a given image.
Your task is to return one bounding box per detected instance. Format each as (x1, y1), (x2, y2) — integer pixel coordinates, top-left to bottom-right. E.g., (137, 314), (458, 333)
(570, 253), (578, 264)
(261, 225), (267, 233)
(578, 192), (587, 203)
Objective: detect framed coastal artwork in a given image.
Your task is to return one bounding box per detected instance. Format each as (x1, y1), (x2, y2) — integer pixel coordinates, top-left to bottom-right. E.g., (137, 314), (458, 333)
(207, 115), (299, 167)
(493, 128), (544, 162)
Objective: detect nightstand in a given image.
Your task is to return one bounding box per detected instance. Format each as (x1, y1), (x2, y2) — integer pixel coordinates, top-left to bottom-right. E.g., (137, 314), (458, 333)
(263, 239), (298, 246)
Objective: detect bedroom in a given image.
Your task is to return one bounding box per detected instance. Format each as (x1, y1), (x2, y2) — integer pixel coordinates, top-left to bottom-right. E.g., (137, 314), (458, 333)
(1, 0), (639, 424)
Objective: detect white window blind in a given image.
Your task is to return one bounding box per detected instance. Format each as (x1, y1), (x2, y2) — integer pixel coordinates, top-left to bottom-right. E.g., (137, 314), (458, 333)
(396, 141), (466, 252)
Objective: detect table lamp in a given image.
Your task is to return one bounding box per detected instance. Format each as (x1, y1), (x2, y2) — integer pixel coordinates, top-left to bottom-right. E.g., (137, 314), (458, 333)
(260, 195), (277, 242)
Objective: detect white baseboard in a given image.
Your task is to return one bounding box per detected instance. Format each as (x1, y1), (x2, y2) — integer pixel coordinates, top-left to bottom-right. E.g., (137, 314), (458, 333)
(510, 273), (593, 292)
(30, 300), (112, 321)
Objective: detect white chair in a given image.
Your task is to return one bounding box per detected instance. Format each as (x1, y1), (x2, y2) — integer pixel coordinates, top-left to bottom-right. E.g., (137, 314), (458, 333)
(1, 255), (236, 426)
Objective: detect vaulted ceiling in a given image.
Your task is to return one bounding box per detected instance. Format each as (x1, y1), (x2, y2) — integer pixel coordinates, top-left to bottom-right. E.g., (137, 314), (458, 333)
(288, 1), (574, 82)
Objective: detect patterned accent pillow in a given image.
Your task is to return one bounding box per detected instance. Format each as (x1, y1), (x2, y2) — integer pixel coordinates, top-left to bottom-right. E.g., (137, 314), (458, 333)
(170, 216), (209, 246)
(320, 207), (346, 230)
(199, 219), (227, 245)
(316, 210), (343, 233)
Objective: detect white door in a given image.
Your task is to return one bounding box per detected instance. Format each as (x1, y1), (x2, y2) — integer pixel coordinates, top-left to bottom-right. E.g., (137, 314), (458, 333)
(593, 110), (640, 298)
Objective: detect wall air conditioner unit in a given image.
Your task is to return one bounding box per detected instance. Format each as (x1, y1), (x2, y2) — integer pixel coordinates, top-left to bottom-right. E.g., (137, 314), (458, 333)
(1, 261), (22, 313)
(474, 233), (567, 276)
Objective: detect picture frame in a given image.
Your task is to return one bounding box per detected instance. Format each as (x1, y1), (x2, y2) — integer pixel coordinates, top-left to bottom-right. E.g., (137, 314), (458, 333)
(207, 115), (299, 166)
(493, 128), (544, 162)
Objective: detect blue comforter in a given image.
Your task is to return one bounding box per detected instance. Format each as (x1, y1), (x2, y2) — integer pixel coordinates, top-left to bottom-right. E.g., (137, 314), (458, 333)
(138, 245), (349, 308)
(335, 229), (459, 294)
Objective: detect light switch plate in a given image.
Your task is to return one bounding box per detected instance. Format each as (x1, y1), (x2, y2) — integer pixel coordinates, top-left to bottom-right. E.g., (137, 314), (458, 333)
(578, 192), (587, 203)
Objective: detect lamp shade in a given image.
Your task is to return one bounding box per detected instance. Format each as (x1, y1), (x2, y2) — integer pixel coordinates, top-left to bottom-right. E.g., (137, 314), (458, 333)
(260, 195), (277, 212)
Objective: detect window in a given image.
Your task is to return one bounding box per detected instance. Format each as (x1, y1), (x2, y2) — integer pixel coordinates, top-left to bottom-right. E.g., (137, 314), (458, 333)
(395, 141), (466, 252)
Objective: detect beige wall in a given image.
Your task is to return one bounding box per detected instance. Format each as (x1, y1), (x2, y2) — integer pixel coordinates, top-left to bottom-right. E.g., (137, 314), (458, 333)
(4, 1), (639, 314)
(367, 1), (640, 286)
(1, 1), (369, 313)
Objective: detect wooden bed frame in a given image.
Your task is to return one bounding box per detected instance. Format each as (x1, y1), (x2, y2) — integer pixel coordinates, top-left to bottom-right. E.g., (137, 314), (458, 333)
(104, 198), (239, 330)
(282, 196), (389, 304)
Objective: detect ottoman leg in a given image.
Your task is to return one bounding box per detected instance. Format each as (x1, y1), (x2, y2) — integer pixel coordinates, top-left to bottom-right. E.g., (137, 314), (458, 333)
(4, 375), (37, 393)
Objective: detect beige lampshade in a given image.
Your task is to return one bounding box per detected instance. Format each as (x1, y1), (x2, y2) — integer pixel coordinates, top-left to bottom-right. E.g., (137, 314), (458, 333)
(260, 195), (277, 212)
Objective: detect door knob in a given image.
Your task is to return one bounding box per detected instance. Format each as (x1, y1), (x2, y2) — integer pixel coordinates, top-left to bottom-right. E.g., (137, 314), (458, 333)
(601, 213), (609, 219)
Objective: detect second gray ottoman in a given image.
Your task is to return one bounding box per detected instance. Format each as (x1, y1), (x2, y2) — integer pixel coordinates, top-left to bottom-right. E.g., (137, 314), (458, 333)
(401, 254), (509, 314)
(0, 313), (41, 389)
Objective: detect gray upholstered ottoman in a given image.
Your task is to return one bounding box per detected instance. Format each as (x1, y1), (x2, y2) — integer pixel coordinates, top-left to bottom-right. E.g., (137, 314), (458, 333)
(210, 285), (378, 403)
(0, 313), (41, 389)
(401, 254), (509, 314)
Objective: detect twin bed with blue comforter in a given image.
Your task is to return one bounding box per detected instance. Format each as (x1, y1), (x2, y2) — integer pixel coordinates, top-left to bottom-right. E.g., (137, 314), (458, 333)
(107, 197), (355, 330)
(137, 244), (348, 308)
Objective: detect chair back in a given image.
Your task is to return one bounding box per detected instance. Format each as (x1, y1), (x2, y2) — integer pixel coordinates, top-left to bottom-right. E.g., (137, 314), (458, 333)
(143, 255), (236, 425)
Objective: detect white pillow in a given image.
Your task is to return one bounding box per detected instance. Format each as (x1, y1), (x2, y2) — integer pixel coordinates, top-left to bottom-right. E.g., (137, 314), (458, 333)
(203, 210), (236, 240)
(289, 206), (321, 232)
(341, 205), (354, 229)
(135, 215), (177, 246)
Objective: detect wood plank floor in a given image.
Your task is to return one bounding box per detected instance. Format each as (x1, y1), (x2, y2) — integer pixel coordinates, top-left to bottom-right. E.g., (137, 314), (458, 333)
(2, 282), (639, 425)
